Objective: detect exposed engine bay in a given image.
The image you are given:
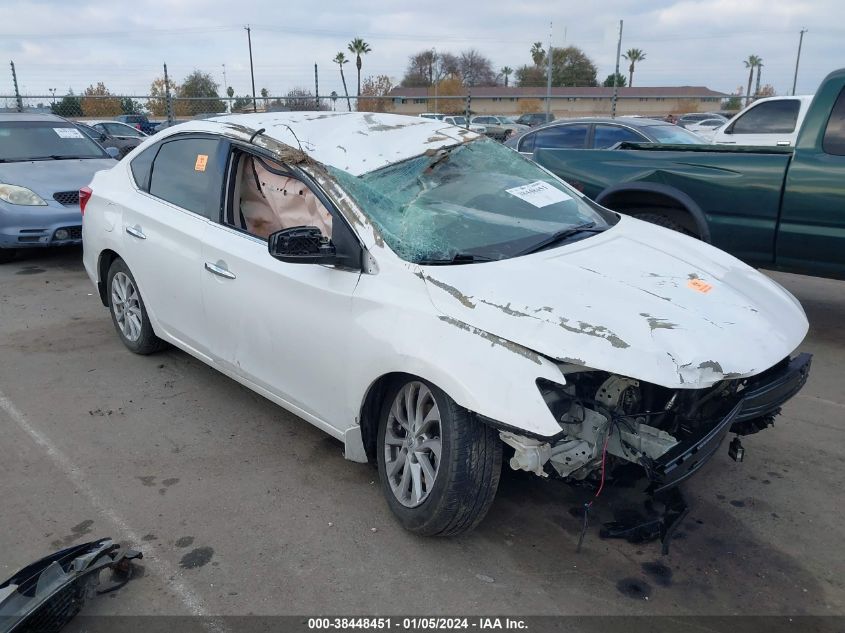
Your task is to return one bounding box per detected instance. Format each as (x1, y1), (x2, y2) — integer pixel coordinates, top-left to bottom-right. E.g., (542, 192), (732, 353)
(501, 353), (812, 492)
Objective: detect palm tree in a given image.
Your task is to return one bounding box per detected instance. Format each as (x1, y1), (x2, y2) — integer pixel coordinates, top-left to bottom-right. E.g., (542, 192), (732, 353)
(333, 52), (352, 111)
(744, 55), (762, 105)
(755, 60), (764, 98)
(530, 42), (545, 67)
(500, 66), (513, 87)
(622, 48), (646, 87)
(347, 37), (372, 98)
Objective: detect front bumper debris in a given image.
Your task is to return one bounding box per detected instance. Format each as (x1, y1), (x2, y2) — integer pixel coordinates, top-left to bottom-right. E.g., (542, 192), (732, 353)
(0, 538), (142, 633)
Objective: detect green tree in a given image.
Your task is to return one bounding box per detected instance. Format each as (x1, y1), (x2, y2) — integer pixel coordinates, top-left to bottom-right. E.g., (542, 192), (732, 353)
(232, 95), (253, 112)
(744, 55), (762, 105)
(550, 46), (598, 86)
(347, 37), (372, 98)
(622, 48), (646, 87)
(51, 91), (82, 117)
(603, 72), (627, 87)
(120, 97), (143, 115)
(515, 64), (546, 87)
(333, 52), (352, 111)
(500, 66), (513, 87)
(179, 70), (225, 115)
(530, 42), (545, 66)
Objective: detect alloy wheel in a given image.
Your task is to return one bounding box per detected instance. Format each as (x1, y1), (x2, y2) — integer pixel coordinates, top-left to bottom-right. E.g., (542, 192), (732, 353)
(111, 271), (143, 342)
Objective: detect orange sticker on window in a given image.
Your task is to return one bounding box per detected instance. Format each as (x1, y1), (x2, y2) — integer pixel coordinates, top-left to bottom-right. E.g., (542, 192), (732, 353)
(688, 278), (713, 294)
(194, 154), (208, 172)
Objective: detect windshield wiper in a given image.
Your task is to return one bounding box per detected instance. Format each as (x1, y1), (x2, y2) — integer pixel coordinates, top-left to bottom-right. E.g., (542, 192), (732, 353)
(514, 222), (606, 256)
(27, 155), (92, 161)
(417, 252), (497, 265)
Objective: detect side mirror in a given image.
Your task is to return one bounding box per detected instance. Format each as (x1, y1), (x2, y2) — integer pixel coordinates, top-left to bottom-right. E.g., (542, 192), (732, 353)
(105, 146), (120, 159)
(268, 226), (337, 265)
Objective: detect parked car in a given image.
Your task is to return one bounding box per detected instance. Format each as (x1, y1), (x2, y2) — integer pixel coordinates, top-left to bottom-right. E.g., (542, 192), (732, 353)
(76, 122), (143, 158)
(514, 112), (555, 127)
(685, 118), (728, 141)
(441, 115), (486, 134)
(0, 113), (116, 263)
(152, 119), (186, 132)
(418, 113), (445, 120)
(471, 115), (528, 140)
(525, 68), (845, 280)
(82, 111), (810, 545)
(676, 112), (727, 129)
(88, 120), (148, 141)
(115, 114), (157, 135)
(709, 95), (814, 147)
(506, 117), (704, 156)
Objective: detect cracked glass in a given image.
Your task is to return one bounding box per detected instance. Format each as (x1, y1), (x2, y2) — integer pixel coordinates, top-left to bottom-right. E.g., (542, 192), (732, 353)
(328, 138), (611, 263)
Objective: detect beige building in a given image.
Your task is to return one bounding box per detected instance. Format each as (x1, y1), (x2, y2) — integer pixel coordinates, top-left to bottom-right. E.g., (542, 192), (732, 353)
(386, 86), (727, 118)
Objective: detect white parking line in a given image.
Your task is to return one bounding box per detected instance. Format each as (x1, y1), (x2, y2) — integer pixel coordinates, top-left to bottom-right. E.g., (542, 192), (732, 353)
(0, 390), (228, 632)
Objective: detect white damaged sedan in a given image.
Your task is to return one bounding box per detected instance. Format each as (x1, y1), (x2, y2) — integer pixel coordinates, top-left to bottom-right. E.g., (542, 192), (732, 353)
(82, 112), (811, 543)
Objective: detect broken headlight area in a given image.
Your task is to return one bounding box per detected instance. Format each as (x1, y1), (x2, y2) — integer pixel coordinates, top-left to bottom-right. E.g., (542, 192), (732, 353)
(0, 538), (142, 633)
(504, 353), (812, 491)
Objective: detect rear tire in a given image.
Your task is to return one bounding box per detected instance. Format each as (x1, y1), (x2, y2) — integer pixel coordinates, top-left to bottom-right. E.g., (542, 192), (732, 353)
(377, 378), (502, 536)
(633, 211), (695, 237)
(106, 258), (167, 355)
(0, 249), (16, 264)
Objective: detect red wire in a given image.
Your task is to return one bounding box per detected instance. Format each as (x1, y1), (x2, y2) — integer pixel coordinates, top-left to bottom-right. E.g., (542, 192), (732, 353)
(586, 430), (611, 508)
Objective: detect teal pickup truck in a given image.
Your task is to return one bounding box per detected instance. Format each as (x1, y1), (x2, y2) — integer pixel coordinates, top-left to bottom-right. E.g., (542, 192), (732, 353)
(534, 68), (845, 280)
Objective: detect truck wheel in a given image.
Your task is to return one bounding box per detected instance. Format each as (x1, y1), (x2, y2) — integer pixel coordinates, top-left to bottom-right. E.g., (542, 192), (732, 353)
(377, 378), (502, 536)
(634, 211), (695, 237)
(107, 258), (167, 355)
(0, 249), (16, 264)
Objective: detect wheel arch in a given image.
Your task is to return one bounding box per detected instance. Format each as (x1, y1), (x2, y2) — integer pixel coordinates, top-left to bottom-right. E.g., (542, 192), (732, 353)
(596, 182), (711, 242)
(96, 248), (121, 306)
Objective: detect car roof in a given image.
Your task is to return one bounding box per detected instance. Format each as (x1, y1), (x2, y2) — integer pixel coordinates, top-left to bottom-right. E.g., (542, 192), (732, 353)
(153, 111), (480, 176)
(0, 112), (67, 123)
(530, 116), (670, 129)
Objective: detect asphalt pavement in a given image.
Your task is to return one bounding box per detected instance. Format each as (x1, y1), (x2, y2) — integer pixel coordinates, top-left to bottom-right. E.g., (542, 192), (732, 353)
(1, 247), (843, 620)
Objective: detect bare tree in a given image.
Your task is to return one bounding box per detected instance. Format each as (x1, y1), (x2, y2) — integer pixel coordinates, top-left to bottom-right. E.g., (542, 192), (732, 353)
(458, 49), (497, 87)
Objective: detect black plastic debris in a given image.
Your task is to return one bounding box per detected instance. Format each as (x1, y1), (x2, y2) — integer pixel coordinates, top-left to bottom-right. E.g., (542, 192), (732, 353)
(0, 538), (142, 633)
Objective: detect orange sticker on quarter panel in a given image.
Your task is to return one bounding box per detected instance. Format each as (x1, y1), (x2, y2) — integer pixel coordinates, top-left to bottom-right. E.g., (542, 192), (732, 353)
(688, 279), (713, 294)
(195, 154), (208, 172)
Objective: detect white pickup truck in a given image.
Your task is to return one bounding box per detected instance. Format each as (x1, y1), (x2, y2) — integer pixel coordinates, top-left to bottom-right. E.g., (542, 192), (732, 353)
(708, 95), (814, 146)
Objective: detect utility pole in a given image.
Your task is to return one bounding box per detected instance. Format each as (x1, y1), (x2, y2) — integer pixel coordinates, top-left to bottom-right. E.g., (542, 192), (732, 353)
(314, 63), (319, 110)
(163, 63), (173, 125)
(611, 19), (624, 118)
(222, 63), (228, 112)
(792, 28), (807, 96)
(10, 61), (23, 112)
(545, 22), (553, 119)
(245, 26), (257, 113)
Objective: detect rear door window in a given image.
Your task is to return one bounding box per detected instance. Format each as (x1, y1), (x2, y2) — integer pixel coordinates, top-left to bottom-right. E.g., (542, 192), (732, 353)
(730, 99), (801, 134)
(593, 124), (647, 148)
(823, 88), (845, 156)
(533, 124), (589, 149)
(148, 137), (223, 219)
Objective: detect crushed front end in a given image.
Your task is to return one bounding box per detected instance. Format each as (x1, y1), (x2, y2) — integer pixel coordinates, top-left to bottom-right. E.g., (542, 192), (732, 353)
(498, 353), (812, 550)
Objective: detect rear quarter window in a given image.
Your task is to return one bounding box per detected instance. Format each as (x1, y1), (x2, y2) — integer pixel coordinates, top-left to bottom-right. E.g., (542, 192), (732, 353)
(823, 88), (845, 156)
(130, 144), (157, 191)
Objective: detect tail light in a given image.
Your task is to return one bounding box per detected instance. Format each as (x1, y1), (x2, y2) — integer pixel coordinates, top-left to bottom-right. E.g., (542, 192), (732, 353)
(79, 186), (92, 215)
(136, 124), (142, 131)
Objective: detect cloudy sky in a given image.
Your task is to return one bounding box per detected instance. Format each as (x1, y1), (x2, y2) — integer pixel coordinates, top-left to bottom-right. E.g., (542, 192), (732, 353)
(0, 0), (840, 101)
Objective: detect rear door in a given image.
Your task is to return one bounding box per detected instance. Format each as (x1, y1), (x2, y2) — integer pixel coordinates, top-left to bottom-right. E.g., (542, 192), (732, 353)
(777, 87), (845, 277)
(119, 134), (225, 358)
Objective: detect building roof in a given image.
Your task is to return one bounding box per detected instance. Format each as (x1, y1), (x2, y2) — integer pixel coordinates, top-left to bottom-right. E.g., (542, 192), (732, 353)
(388, 86), (728, 98)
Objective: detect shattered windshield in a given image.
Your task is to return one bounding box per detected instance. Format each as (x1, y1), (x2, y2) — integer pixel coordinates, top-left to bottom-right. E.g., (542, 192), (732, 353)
(328, 138), (613, 263)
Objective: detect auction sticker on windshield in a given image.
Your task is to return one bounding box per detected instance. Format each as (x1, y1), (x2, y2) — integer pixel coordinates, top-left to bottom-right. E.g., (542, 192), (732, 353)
(506, 180), (571, 208)
(53, 127), (84, 139)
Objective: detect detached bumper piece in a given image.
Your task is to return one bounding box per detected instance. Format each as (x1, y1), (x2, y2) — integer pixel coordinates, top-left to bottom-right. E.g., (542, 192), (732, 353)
(0, 538), (142, 633)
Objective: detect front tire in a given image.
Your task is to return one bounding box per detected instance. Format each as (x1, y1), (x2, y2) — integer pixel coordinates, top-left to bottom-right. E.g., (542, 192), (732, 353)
(106, 258), (167, 355)
(377, 378), (502, 536)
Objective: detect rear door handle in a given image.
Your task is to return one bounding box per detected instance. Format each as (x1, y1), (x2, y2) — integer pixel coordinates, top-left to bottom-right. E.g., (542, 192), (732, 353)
(204, 262), (236, 280)
(125, 225), (146, 239)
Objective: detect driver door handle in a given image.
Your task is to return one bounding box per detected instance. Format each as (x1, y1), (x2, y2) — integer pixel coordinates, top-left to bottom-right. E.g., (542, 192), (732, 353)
(125, 225), (146, 239)
(204, 262), (236, 280)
